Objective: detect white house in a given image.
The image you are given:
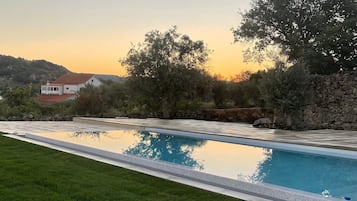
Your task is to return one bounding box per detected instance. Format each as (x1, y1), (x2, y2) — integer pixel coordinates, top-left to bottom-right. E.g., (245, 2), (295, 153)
(37, 73), (102, 104)
(41, 73), (102, 95)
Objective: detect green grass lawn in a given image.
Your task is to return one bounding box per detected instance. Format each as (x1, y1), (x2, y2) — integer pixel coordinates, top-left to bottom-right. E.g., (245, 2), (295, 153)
(0, 135), (241, 201)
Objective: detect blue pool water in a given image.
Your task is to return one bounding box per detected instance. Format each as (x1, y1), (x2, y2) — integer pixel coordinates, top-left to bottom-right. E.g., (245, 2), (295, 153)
(35, 129), (357, 199)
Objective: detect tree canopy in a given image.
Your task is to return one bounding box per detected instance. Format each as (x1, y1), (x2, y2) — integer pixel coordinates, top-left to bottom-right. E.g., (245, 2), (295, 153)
(233, 0), (357, 74)
(121, 27), (211, 118)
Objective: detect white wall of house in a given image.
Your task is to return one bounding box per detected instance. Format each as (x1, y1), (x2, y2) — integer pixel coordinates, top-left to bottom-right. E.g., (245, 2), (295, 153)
(41, 85), (63, 95)
(63, 85), (79, 94)
(85, 76), (102, 87)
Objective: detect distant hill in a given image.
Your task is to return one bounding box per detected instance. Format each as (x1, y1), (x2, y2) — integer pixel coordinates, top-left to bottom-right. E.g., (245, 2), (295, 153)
(95, 74), (126, 83)
(0, 55), (71, 94)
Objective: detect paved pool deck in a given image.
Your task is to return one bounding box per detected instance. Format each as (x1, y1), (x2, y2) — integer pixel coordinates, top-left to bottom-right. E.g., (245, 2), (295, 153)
(0, 117), (357, 151)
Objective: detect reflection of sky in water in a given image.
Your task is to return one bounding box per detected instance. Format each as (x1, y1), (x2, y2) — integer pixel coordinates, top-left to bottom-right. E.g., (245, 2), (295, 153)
(35, 130), (357, 199)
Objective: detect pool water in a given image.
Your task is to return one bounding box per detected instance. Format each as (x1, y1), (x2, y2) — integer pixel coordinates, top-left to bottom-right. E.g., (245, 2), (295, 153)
(34, 129), (357, 199)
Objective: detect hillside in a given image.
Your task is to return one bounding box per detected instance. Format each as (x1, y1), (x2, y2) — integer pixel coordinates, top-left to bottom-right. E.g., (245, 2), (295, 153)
(0, 55), (71, 94)
(95, 74), (126, 83)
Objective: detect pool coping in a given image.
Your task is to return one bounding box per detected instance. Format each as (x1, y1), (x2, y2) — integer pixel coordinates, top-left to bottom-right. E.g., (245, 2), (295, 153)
(5, 132), (342, 201)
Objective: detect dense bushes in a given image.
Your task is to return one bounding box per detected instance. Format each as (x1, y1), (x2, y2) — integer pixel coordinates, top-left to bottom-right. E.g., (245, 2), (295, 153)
(0, 86), (73, 120)
(72, 82), (130, 116)
(0, 86), (40, 120)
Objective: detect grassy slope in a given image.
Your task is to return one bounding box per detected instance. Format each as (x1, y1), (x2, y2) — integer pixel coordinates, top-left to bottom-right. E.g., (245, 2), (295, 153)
(0, 135), (240, 201)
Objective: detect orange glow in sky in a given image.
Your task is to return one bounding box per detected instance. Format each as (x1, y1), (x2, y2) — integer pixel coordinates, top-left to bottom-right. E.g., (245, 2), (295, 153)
(0, 0), (268, 78)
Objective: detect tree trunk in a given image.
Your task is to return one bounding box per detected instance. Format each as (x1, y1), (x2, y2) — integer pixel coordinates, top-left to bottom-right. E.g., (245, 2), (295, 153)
(286, 113), (292, 129)
(161, 94), (170, 119)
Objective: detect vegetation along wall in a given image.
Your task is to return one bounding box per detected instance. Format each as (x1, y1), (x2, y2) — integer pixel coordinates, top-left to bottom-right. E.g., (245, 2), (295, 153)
(304, 72), (357, 130)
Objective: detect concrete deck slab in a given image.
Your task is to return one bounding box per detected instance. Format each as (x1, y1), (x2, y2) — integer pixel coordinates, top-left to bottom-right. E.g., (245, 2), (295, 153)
(0, 121), (119, 134)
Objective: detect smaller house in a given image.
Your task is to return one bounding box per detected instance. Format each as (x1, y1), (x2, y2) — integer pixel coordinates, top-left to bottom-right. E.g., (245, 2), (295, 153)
(36, 73), (102, 104)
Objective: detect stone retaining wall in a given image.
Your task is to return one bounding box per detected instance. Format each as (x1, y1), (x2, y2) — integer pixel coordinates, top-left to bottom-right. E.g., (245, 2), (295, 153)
(198, 108), (272, 123)
(128, 107), (272, 124)
(167, 107), (272, 124)
(304, 72), (357, 130)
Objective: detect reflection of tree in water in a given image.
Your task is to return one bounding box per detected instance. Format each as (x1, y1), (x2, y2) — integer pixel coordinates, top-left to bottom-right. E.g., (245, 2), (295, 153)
(124, 130), (206, 170)
(71, 130), (107, 139)
(252, 149), (357, 198)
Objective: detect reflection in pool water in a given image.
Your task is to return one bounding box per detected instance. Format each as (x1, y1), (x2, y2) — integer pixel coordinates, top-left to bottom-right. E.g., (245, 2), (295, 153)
(124, 131), (205, 170)
(72, 130), (108, 138)
(35, 129), (357, 199)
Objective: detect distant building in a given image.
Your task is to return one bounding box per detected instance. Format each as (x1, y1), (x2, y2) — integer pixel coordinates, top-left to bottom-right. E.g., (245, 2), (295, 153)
(36, 73), (102, 104)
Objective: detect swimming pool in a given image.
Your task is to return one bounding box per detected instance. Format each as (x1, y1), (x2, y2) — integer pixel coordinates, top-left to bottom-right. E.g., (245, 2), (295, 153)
(25, 128), (357, 200)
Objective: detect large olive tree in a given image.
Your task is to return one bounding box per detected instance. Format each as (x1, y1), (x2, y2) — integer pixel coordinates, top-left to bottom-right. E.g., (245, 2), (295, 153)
(233, 0), (357, 74)
(258, 61), (312, 129)
(121, 27), (211, 118)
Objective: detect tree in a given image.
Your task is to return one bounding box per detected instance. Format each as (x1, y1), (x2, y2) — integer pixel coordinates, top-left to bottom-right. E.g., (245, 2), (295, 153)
(212, 75), (229, 108)
(121, 27), (211, 118)
(230, 71), (252, 83)
(4, 86), (33, 107)
(0, 85), (41, 119)
(258, 61), (312, 129)
(230, 71), (264, 108)
(99, 82), (132, 115)
(233, 0), (357, 74)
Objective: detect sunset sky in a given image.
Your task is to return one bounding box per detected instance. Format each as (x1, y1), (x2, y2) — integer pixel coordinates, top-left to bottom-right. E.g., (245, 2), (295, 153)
(0, 0), (268, 78)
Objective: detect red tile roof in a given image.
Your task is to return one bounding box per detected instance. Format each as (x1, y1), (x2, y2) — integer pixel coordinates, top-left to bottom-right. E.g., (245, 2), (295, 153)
(35, 94), (76, 104)
(52, 73), (95, 85)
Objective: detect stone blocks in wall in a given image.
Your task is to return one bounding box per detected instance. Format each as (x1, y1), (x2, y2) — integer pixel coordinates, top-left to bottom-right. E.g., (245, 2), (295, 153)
(304, 72), (357, 130)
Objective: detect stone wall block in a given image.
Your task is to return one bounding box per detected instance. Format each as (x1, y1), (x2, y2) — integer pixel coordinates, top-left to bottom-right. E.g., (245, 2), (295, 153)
(304, 73), (357, 130)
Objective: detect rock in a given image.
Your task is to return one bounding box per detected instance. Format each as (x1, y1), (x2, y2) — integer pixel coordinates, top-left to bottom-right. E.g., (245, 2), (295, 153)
(253, 118), (272, 128)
